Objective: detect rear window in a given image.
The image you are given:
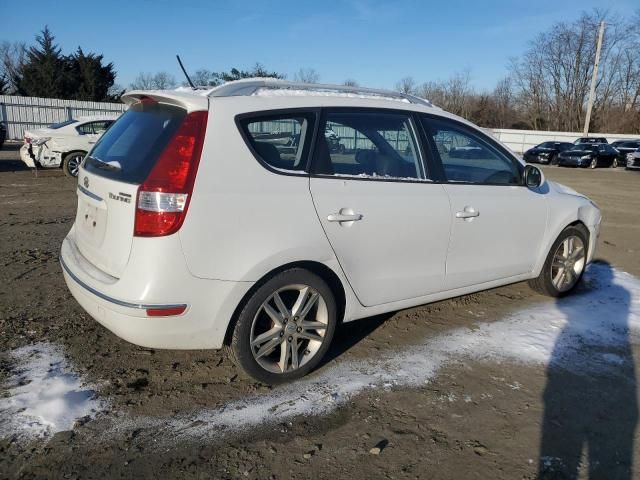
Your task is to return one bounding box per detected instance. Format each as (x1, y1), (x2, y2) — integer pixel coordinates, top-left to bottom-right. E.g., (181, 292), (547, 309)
(83, 102), (186, 183)
(48, 119), (77, 129)
(240, 113), (315, 172)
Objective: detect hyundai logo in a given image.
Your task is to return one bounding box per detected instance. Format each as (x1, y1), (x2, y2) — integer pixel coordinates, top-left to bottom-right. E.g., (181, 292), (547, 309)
(83, 176), (89, 188)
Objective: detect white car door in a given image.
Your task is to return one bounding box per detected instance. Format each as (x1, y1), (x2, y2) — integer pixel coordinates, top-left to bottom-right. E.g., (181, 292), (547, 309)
(420, 115), (548, 290)
(309, 109), (452, 307)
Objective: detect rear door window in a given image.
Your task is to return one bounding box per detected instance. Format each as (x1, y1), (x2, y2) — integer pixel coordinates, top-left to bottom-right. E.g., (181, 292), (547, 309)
(313, 110), (426, 180)
(77, 121), (112, 135)
(83, 101), (186, 183)
(239, 113), (315, 172)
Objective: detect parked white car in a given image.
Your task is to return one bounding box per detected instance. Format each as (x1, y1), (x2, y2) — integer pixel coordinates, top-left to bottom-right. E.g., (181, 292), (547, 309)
(60, 79), (601, 384)
(20, 115), (119, 176)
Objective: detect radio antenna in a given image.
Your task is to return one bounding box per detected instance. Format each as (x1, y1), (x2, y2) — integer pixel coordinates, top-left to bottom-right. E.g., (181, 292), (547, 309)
(176, 54), (195, 89)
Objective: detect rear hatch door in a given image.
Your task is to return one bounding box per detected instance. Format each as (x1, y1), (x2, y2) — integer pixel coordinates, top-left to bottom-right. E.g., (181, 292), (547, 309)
(74, 99), (191, 278)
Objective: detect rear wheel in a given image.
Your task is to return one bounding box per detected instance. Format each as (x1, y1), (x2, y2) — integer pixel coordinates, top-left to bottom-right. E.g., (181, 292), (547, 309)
(62, 152), (85, 177)
(528, 225), (588, 297)
(228, 268), (337, 384)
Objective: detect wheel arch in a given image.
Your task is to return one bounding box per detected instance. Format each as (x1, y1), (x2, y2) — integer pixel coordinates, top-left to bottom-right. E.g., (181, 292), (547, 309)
(223, 260), (347, 346)
(533, 216), (591, 278)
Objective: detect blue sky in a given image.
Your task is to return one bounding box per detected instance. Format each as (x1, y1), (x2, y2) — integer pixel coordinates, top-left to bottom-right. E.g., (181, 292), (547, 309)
(3, 0), (636, 91)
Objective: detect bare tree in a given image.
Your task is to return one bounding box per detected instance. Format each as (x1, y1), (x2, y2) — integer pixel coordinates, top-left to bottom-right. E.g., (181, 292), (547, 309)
(395, 76), (416, 94)
(343, 79), (359, 87)
(294, 68), (320, 83)
(129, 72), (177, 90)
(509, 9), (640, 132)
(0, 41), (27, 93)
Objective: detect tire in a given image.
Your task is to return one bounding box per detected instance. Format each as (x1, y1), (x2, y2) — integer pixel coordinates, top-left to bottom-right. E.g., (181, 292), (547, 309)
(612, 158), (618, 168)
(549, 154), (557, 166)
(62, 151), (85, 177)
(227, 268), (337, 384)
(528, 225), (588, 297)
(589, 157), (598, 169)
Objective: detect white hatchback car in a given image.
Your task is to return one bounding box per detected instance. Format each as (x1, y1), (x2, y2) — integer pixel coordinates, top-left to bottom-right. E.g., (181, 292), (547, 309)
(20, 116), (119, 177)
(60, 79), (601, 383)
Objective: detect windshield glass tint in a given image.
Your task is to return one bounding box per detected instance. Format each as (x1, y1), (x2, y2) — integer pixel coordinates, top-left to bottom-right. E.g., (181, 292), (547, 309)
(83, 102), (186, 183)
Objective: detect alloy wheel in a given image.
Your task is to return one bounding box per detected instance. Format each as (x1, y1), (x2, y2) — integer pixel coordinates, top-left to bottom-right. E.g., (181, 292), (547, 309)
(67, 154), (83, 177)
(550, 235), (586, 293)
(250, 284), (328, 374)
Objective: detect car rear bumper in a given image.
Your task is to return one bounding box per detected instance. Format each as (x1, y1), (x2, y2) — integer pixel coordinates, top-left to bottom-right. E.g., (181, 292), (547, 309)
(60, 230), (254, 349)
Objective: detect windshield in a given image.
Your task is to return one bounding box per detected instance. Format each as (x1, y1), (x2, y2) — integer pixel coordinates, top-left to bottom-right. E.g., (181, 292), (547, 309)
(572, 144), (596, 152)
(47, 119), (78, 129)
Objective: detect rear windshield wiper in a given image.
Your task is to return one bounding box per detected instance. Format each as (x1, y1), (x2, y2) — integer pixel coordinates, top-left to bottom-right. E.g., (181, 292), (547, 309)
(87, 155), (122, 171)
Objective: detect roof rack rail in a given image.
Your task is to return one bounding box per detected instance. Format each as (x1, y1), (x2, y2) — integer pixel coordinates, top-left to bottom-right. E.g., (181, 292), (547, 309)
(207, 79), (433, 107)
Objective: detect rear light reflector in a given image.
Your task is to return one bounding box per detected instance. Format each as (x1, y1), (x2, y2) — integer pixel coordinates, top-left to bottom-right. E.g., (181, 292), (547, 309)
(134, 110), (208, 237)
(146, 305), (187, 317)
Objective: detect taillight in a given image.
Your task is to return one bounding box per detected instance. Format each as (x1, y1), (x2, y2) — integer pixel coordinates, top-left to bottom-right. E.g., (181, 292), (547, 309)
(134, 110), (208, 237)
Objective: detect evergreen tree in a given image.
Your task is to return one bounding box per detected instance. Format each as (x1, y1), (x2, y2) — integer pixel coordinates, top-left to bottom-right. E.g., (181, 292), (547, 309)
(16, 27), (70, 98)
(69, 47), (116, 101)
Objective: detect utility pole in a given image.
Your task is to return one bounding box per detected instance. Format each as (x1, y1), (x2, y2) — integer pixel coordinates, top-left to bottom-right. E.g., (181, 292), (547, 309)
(583, 21), (605, 135)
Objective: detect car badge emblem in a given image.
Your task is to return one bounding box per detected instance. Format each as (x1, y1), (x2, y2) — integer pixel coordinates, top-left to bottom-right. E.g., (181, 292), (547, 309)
(83, 176), (89, 188)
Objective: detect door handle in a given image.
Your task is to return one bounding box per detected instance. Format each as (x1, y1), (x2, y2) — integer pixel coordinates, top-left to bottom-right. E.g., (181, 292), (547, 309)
(327, 213), (363, 222)
(327, 208), (363, 223)
(455, 206), (479, 220)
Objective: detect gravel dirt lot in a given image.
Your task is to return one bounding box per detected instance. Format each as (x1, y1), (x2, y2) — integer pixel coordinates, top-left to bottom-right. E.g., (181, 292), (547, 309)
(1, 142), (639, 479)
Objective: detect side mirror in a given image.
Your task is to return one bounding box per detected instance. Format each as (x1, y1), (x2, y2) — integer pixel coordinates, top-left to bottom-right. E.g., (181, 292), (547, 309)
(523, 164), (543, 189)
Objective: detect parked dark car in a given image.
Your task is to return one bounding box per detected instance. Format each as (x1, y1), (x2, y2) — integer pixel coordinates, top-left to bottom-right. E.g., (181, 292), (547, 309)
(0, 122), (6, 149)
(523, 141), (574, 165)
(557, 143), (619, 168)
(611, 140), (640, 167)
(573, 137), (608, 144)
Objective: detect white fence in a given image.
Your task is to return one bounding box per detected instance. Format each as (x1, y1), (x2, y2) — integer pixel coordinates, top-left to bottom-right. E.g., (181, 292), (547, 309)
(0, 95), (126, 140)
(490, 128), (639, 155)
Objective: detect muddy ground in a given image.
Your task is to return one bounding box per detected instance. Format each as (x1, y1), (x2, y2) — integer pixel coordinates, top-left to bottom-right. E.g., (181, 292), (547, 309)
(1, 141), (640, 479)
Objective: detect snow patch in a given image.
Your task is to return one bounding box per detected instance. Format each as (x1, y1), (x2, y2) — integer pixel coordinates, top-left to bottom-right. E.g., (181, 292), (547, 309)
(0, 343), (103, 439)
(253, 87), (411, 103)
(109, 262), (639, 443)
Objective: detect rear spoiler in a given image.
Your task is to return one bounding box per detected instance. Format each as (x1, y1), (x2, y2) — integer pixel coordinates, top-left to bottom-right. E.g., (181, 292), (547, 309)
(123, 90), (209, 113)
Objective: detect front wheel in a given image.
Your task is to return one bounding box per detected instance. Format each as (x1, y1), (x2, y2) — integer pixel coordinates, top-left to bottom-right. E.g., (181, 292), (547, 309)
(612, 158), (618, 168)
(62, 152), (85, 177)
(590, 157), (598, 169)
(227, 268), (337, 384)
(528, 225), (588, 297)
